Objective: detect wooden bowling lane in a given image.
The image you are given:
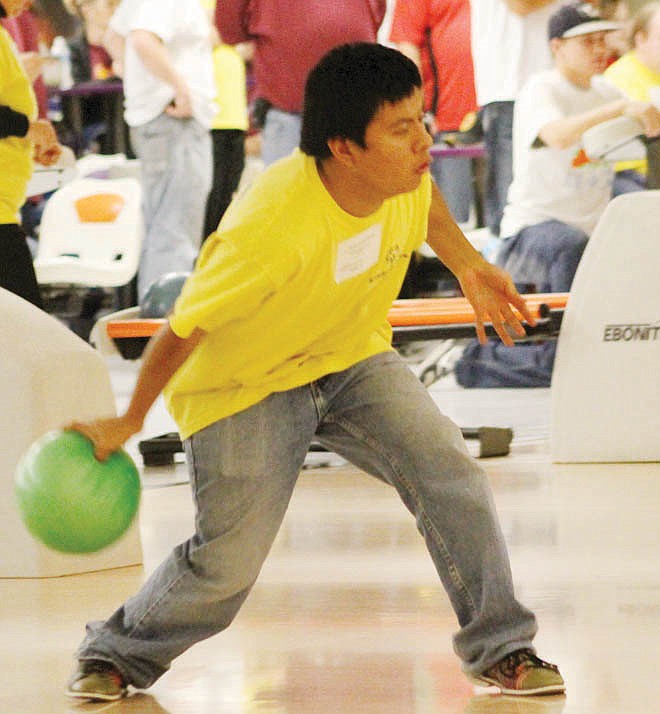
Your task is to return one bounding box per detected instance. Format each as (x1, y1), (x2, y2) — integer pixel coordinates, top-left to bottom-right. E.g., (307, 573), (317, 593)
(2, 397), (660, 713)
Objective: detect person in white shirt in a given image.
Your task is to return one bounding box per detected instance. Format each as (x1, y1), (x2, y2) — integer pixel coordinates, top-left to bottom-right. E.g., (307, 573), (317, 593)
(470, 0), (560, 236)
(106, 0), (215, 302)
(497, 2), (660, 291)
(455, 2), (660, 389)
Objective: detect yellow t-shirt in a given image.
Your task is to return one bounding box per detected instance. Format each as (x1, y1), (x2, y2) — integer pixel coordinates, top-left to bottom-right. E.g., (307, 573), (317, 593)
(200, 0), (248, 131)
(604, 51), (660, 174)
(166, 150), (432, 438)
(210, 45), (248, 131)
(0, 27), (37, 224)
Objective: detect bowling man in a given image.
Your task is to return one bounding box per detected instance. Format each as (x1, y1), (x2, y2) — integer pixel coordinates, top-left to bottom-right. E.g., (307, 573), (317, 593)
(66, 43), (564, 701)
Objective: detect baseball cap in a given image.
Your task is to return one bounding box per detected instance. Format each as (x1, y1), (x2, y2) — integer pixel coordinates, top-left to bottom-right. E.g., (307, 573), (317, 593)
(548, 2), (620, 40)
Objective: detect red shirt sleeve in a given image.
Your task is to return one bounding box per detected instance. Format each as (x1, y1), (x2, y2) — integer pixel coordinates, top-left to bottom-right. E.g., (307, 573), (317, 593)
(389, 0), (426, 46)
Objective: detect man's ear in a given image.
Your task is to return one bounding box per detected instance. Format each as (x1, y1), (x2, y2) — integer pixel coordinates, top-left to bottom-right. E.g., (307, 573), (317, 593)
(326, 136), (359, 168)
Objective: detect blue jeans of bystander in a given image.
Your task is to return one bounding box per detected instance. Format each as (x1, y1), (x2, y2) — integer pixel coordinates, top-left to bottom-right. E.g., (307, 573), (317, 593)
(481, 101), (514, 237)
(130, 114), (212, 302)
(431, 133), (474, 225)
(261, 107), (302, 166)
(612, 168), (646, 197)
(496, 219), (589, 293)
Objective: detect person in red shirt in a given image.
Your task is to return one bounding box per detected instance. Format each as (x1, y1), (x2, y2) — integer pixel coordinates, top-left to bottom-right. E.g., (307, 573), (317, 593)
(217, 0), (386, 165)
(390, 0), (478, 224)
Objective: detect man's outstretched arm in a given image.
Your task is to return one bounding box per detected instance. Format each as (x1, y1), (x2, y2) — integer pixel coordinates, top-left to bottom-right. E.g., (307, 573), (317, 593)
(424, 182), (536, 346)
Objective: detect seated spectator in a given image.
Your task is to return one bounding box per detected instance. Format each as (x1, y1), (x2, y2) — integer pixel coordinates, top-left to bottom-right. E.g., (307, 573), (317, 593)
(390, 0), (477, 225)
(455, 2), (660, 388)
(604, 1), (660, 195)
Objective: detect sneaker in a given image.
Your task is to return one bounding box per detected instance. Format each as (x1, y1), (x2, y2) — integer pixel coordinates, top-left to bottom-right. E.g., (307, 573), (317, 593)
(65, 659), (127, 701)
(469, 648), (565, 696)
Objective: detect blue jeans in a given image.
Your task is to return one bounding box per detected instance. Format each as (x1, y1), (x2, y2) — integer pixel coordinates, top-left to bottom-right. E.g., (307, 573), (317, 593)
(496, 220), (589, 293)
(76, 352), (537, 687)
(481, 102), (514, 237)
(455, 340), (556, 388)
(261, 107), (301, 166)
(130, 114), (212, 302)
(431, 134), (474, 225)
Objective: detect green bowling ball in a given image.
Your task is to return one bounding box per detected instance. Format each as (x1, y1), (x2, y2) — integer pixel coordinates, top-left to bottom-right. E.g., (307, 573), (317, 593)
(15, 430), (141, 554)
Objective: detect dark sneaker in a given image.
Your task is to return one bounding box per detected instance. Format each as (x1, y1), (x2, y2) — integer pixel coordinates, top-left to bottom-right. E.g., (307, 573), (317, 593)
(65, 659), (127, 701)
(470, 648), (565, 696)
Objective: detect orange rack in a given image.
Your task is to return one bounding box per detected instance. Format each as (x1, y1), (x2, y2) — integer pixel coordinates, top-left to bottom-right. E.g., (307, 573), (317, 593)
(106, 293), (569, 359)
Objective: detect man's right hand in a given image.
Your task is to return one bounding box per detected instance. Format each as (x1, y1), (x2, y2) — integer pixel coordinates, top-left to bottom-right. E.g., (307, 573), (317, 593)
(66, 415), (143, 462)
(66, 324), (205, 462)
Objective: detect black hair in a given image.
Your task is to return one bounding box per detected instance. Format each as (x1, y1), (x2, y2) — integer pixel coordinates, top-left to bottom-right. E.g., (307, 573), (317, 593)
(300, 42), (422, 159)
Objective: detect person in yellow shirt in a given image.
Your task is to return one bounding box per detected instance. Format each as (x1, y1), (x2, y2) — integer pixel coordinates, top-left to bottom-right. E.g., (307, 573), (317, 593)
(604, 1), (660, 194)
(66, 43), (564, 702)
(0, 0), (61, 307)
(202, 0), (250, 239)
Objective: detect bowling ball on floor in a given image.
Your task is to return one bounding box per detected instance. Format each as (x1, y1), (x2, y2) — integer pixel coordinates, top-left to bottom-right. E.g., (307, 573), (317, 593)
(140, 272), (190, 318)
(15, 430), (141, 554)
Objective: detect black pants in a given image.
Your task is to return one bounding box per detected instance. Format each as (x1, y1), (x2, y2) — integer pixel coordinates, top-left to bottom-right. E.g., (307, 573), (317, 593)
(202, 129), (246, 242)
(0, 223), (43, 308)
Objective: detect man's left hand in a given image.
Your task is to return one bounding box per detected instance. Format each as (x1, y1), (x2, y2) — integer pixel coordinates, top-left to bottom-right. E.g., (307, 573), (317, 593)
(458, 262), (537, 346)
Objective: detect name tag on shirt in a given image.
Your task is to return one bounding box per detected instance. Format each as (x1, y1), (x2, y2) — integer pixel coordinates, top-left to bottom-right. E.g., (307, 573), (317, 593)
(334, 224), (382, 284)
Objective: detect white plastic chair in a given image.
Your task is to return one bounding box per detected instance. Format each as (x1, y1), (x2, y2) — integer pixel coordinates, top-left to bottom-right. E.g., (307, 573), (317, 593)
(34, 176), (143, 289)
